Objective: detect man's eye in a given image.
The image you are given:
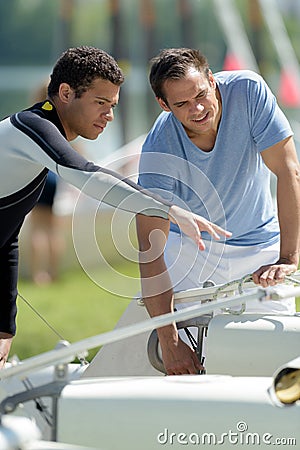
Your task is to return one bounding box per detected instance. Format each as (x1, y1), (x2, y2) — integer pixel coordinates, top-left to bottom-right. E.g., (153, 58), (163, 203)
(197, 90), (207, 98)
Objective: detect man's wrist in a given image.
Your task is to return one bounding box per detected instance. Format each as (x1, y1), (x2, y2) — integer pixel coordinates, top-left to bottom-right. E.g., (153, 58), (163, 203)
(157, 323), (178, 342)
(0, 332), (14, 338)
(278, 251), (299, 266)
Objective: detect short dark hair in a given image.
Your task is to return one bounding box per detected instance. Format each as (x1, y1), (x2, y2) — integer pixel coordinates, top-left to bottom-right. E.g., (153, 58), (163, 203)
(48, 46), (124, 98)
(149, 48), (210, 103)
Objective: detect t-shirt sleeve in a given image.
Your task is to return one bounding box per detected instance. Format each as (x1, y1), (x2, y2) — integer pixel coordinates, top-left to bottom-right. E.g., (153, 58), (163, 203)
(247, 73), (293, 152)
(138, 153), (175, 203)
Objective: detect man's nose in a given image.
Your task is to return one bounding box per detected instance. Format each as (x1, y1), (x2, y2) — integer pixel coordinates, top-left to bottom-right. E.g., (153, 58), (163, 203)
(191, 101), (204, 114)
(104, 108), (114, 121)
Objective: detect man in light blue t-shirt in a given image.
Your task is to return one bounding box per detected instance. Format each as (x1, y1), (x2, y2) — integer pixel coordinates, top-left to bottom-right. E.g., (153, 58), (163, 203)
(136, 48), (300, 375)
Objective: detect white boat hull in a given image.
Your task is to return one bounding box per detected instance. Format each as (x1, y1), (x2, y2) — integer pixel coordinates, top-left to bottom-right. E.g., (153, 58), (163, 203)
(57, 375), (299, 449)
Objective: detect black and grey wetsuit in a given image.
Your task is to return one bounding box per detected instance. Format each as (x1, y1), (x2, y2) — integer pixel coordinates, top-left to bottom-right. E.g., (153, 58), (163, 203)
(0, 100), (170, 335)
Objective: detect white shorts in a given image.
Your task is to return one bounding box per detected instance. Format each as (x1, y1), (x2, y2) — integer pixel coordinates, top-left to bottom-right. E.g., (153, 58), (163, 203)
(165, 232), (295, 315)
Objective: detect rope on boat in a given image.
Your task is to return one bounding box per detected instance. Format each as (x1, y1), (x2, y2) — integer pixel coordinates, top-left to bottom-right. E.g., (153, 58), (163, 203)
(211, 273), (300, 314)
(17, 291), (89, 365)
(18, 292), (65, 341)
(286, 274), (300, 285)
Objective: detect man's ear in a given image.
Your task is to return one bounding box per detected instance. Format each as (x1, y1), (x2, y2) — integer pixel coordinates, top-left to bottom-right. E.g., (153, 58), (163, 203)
(157, 97), (171, 112)
(208, 69), (216, 89)
(58, 83), (74, 103)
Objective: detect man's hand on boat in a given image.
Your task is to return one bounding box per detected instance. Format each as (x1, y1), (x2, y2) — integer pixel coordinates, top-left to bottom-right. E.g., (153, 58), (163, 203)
(159, 329), (204, 376)
(0, 333), (13, 369)
(168, 205), (232, 250)
(252, 258), (298, 288)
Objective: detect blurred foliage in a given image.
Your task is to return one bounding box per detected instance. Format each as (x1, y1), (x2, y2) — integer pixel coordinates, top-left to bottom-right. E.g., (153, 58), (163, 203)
(0, 0), (299, 139)
(0, 0), (298, 69)
(0, 0), (59, 65)
(0, 0), (228, 68)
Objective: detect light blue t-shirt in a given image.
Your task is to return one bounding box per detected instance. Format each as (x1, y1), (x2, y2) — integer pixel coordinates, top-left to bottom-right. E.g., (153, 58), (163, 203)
(138, 70), (293, 246)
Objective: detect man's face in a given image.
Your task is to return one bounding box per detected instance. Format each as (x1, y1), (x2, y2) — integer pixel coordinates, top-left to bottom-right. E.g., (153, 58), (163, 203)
(157, 68), (221, 139)
(60, 77), (120, 141)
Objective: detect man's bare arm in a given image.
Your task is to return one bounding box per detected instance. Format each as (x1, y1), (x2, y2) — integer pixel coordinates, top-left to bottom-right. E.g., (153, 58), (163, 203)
(254, 136), (300, 286)
(136, 214), (202, 374)
(136, 211), (231, 374)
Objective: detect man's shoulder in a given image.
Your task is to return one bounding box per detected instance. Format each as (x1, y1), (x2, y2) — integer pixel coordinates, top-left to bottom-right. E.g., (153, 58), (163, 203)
(215, 70), (267, 95)
(215, 70), (270, 106)
(150, 111), (173, 133)
(12, 102), (65, 137)
(215, 69), (262, 83)
(143, 111), (179, 150)
(11, 103), (49, 125)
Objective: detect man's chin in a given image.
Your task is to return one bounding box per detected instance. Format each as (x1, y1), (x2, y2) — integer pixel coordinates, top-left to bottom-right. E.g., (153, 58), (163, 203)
(82, 131), (102, 140)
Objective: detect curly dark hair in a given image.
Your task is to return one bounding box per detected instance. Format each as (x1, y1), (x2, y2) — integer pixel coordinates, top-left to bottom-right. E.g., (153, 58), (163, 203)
(149, 48), (210, 103)
(48, 46), (124, 98)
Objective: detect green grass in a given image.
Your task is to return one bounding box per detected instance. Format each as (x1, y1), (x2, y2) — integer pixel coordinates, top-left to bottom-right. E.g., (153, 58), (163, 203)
(12, 262), (140, 362)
